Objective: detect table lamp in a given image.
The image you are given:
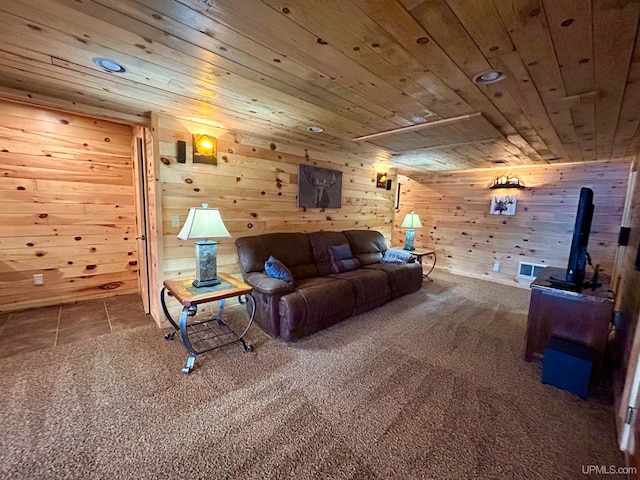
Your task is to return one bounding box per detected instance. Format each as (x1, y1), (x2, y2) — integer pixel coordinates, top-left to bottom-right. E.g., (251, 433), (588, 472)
(177, 204), (231, 287)
(401, 210), (422, 251)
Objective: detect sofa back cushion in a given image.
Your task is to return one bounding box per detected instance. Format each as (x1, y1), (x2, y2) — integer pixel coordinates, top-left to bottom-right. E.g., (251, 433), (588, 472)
(308, 231), (352, 276)
(342, 230), (387, 265)
(235, 233), (318, 280)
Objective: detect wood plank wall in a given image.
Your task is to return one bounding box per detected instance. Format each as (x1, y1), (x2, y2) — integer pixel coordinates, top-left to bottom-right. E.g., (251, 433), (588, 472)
(0, 100), (138, 312)
(153, 115), (396, 320)
(395, 161), (631, 287)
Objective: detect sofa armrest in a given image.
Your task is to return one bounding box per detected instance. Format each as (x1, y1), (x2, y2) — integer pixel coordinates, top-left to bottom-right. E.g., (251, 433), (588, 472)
(245, 272), (295, 296)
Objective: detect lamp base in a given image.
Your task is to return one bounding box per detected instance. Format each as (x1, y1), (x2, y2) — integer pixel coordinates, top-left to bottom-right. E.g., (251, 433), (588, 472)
(192, 277), (221, 288)
(404, 228), (416, 251)
(194, 240), (220, 288)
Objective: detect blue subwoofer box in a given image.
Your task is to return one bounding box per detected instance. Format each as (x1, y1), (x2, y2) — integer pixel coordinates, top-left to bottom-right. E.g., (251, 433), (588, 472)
(541, 336), (594, 400)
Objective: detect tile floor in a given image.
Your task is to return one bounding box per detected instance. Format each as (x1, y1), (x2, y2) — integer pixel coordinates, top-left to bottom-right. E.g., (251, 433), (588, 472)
(0, 294), (154, 359)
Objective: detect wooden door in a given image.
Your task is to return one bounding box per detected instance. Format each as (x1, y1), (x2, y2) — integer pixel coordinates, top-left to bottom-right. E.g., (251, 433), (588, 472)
(132, 127), (151, 313)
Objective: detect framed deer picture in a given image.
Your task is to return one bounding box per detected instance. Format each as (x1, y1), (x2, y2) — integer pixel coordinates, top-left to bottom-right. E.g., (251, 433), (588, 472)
(490, 193), (517, 215)
(298, 164), (342, 209)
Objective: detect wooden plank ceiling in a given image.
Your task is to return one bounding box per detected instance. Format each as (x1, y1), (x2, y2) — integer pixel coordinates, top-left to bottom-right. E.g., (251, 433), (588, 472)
(0, 0), (639, 172)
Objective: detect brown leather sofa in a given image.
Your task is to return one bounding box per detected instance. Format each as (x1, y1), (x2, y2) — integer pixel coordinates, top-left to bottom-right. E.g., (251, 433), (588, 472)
(235, 230), (423, 342)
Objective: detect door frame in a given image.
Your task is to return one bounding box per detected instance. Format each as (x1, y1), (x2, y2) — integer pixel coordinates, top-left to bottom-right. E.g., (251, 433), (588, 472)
(620, 317), (640, 454)
(615, 156), (640, 461)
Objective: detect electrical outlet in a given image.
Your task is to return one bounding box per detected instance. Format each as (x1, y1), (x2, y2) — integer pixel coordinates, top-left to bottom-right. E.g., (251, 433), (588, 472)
(171, 215), (180, 228)
(493, 261), (500, 272)
(33, 274), (44, 285)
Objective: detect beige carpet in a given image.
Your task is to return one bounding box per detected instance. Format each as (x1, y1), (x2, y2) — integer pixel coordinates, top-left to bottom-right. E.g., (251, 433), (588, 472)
(0, 272), (625, 479)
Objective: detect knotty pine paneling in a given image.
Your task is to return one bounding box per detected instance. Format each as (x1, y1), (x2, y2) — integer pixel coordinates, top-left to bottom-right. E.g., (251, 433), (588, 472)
(395, 161), (631, 288)
(612, 159), (640, 439)
(156, 115), (396, 284)
(0, 100), (138, 312)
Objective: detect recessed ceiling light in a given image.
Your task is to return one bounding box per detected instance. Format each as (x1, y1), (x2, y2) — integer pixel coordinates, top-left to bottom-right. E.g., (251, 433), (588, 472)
(472, 69), (505, 85)
(307, 126), (324, 133)
(92, 57), (127, 73)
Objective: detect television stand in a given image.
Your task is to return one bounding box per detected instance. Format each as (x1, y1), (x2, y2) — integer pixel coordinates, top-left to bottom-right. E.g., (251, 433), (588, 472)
(524, 267), (614, 379)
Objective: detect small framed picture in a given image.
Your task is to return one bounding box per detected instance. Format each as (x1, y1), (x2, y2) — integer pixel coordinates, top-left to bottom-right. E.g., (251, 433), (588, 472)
(490, 194), (517, 215)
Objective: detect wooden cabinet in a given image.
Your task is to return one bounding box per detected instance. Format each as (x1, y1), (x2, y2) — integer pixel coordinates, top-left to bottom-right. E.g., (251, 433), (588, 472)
(524, 267), (615, 377)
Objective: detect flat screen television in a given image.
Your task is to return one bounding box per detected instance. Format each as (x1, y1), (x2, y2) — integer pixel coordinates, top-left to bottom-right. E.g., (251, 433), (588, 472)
(549, 187), (598, 289)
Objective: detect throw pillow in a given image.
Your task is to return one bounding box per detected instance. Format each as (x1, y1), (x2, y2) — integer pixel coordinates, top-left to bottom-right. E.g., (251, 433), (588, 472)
(264, 255), (294, 285)
(381, 248), (415, 264)
(329, 244), (361, 273)
(329, 243), (353, 261)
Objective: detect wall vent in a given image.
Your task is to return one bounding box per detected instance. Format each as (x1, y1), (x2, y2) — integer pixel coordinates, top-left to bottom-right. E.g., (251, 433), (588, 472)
(518, 262), (546, 279)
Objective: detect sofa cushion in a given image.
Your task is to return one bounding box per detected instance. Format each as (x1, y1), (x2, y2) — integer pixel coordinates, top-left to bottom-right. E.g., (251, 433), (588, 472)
(329, 268), (390, 315)
(294, 276), (340, 289)
(279, 278), (356, 342)
(342, 230), (387, 265)
(264, 255), (294, 285)
(329, 244), (361, 273)
(363, 262), (423, 299)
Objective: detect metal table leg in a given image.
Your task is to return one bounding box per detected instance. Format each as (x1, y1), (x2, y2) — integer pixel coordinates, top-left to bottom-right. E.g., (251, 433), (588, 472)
(423, 252), (437, 281)
(231, 294), (255, 353)
(161, 289), (256, 374)
(183, 353), (196, 374)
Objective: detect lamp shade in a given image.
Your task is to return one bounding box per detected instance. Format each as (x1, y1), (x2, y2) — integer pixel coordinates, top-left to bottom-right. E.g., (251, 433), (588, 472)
(177, 204), (231, 240)
(401, 211), (422, 229)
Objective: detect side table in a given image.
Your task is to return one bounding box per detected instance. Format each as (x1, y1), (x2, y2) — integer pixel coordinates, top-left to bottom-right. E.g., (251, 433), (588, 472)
(410, 249), (437, 281)
(160, 272), (256, 374)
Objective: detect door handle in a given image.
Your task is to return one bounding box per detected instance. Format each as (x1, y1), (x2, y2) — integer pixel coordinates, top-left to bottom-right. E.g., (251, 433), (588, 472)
(136, 235), (146, 240)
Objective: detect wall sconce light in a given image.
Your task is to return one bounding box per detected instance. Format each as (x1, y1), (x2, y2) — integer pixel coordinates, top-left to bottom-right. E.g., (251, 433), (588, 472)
(400, 211), (422, 251)
(177, 204), (231, 287)
(376, 172), (388, 188)
(490, 174), (525, 189)
(176, 140), (186, 163)
(193, 134), (217, 165)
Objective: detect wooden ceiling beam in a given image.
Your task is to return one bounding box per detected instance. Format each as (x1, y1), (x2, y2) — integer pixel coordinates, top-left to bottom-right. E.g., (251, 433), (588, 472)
(353, 113), (483, 141)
